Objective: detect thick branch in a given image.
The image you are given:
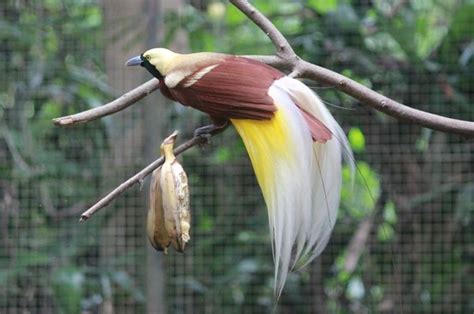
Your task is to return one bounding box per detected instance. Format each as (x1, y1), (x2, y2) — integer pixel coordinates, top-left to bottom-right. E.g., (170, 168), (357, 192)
(298, 60), (474, 136)
(230, 0), (296, 60)
(54, 2), (474, 136)
(231, 0), (474, 137)
(52, 0), (474, 222)
(79, 134), (209, 221)
(53, 79), (160, 126)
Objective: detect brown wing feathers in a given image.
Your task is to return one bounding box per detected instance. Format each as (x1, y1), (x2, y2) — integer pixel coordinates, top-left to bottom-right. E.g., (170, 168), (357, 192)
(163, 55), (333, 142)
(170, 57), (283, 120)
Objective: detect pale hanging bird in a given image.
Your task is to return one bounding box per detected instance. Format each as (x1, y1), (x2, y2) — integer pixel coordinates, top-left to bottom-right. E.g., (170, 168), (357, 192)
(126, 48), (353, 296)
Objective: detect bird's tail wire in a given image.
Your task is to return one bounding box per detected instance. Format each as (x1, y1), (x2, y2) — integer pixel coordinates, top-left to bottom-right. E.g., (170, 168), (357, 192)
(231, 77), (347, 297)
(329, 132), (404, 312)
(230, 102), (316, 297)
(230, 75), (401, 305)
(281, 77), (403, 310)
(275, 77), (352, 273)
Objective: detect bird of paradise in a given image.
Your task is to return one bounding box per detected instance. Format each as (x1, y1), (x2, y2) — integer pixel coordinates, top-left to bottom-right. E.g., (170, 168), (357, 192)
(126, 48), (353, 296)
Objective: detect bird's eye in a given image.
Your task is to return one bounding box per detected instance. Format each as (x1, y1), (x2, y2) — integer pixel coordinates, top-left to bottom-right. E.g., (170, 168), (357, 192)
(145, 55), (151, 61)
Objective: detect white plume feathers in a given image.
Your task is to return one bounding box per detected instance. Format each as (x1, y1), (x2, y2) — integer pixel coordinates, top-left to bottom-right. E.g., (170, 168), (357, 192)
(231, 76), (352, 297)
(270, 77), (354, 296)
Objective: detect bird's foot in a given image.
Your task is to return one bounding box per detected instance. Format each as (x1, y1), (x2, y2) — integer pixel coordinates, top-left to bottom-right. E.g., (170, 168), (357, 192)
(194, 121), (230, 143)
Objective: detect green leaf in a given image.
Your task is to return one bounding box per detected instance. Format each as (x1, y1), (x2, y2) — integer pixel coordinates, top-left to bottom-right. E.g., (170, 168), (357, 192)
(39, 101), (61, 120)
(308, 0), (339, 14)
(383, 201), (397, 225)
(348, 127), (366, 153)
(337, 270), (350, 283)
(448, 4), (474, 41)
(341, 162), (380, 218)
(377, 223), (395, 242)
(226, 5), (246, 25)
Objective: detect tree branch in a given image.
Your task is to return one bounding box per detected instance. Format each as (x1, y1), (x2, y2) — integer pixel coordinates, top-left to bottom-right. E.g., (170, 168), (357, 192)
(230, 0), (474, 138)
(297, 60), (474, 136)
(52, 0), (474, 222)
(53, 79), (159, 126)
(79, 133), (210, 221)
(53, 3), (474, 137)
(230, 0), (296, 60)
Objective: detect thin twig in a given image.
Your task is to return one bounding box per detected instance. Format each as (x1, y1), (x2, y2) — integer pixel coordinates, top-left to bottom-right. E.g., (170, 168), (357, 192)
(53, 79), (160, 126)
(79, 133), (209, 221)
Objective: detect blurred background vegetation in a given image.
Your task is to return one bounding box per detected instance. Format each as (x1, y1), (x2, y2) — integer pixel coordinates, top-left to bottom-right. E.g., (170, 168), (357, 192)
(0, 0), (472, 313)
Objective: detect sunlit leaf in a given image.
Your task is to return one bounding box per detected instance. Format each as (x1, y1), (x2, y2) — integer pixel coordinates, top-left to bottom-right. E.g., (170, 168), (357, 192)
(308, 0), (338, 14)
(348, 127), (366, 153)
(341, 162), (380, 218)
(337, 270), (350, 284)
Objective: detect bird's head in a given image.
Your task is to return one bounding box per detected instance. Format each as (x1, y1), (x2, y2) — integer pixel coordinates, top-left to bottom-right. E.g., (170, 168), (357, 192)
(125, 48), (178, 80)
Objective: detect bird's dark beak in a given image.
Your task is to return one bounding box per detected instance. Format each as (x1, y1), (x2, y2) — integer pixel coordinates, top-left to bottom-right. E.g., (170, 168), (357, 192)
(125, 55), (143, 66)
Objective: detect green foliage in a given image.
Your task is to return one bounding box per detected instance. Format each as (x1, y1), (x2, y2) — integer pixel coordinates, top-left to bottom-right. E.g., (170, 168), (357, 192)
(341, 161), (380, 218)
(156, 0), (474, 311)
(348, 127), (366, 153)
(308, 0), (339, 14)
(0, 0), (113, 311)
(1, 0), (472, 312)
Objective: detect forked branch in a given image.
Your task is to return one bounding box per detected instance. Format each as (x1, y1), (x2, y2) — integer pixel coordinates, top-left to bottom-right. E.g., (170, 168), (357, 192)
(54, 1), (474, 136)
(53, 0), (474, 222)
(230, 0), (474, 137)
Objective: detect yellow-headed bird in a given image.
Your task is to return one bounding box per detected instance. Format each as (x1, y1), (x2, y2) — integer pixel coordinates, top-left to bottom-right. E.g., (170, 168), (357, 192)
(126, 48), (353, 296)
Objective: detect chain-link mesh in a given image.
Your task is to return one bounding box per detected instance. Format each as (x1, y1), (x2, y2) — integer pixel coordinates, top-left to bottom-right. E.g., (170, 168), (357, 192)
(1, 0), (472, 313)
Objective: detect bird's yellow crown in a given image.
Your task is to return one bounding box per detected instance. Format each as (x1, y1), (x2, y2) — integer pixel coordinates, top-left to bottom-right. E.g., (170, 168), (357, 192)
(142, 48), (179, 76)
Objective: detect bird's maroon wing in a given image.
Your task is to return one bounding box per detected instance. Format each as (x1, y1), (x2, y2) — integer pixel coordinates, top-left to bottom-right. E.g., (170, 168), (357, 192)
(169, 56), (283, 120)
(169, 56), (332, 142)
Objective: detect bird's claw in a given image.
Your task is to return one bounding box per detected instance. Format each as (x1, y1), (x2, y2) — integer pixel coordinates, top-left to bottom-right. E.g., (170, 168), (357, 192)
(193, 121), (230, 142)
(194, 125), (214, 138)
(194, 125), (215, 145)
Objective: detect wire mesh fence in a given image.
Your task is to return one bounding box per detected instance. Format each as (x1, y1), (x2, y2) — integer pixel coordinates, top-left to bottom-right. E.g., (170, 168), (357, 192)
(0, 0), (473, 313)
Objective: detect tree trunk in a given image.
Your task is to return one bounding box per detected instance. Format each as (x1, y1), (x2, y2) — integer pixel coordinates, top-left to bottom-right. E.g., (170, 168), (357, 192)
(102, 0), (186, 312)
